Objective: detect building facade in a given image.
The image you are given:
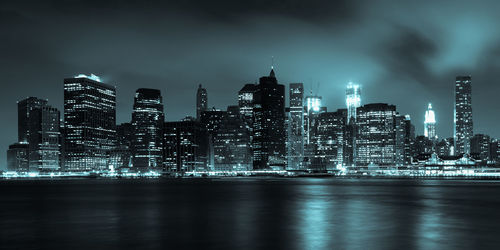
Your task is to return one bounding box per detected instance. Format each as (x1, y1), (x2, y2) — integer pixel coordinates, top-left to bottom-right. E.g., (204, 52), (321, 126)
(163, 119), (208, 172)
(287, 83), (304, 170)
(7, 142), (29, 172)
(355, 103), (397, 166)
(454, 76), (473, 155)
(252, 69), (286, 169)
(18, 97), (61, 172)
(196, 84), (208, 121)
(424, 103), (437, 141)
(131, 88), (164, 169)
(64, 74), (116, 171)
(212, 106), (252, 171)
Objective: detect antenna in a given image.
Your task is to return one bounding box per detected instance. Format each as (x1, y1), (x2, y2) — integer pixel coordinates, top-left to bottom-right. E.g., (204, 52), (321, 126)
(271, 56), (274, 69)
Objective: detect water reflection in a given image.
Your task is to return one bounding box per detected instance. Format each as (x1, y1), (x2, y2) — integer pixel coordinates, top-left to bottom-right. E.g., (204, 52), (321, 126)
(1, 179), (500, 249)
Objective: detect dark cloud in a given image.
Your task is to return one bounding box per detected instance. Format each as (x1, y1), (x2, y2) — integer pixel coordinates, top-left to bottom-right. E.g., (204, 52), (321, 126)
(376, 26), (439, 86)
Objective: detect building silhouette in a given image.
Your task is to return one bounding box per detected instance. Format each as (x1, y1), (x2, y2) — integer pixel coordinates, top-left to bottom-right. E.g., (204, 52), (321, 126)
(131, 88), (164, 169)
(64, 74), (116, 171)
(454, 76), (473, 155)
(196, 84), (208, 121)
(396, 115), (415, 166)
(252, 69), (286, 169)
(17, 97), (60, 172)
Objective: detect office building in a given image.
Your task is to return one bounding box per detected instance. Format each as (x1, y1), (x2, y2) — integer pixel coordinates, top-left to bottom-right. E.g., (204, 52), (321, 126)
(287, 83), (304, 170)
(64, 74), (116, 171)
(131, 88), (164, 169)
(252, 68), (286, 169)
(454, 76), (473, 155)
(18, 97), (61, 172)
(196, 84), (208, 121)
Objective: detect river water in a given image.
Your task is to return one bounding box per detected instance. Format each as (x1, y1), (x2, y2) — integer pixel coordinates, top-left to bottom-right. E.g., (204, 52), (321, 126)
(1, 178), (499, 249)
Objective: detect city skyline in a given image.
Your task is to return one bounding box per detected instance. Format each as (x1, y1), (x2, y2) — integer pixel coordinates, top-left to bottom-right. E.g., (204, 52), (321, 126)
(2, 0), (500, 170)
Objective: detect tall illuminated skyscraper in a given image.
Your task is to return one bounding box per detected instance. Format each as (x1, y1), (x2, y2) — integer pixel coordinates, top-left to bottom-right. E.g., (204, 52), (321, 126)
(454, 76), (473, 155)
(287, 83), (304, 169)
(196, 84), (207, 121)
(424, 103), (437, 140)
(346, 82), (361, 124)
(64, 74), (116, 171)
(304, 94), (322, 144)
(131, 88), (164, 169)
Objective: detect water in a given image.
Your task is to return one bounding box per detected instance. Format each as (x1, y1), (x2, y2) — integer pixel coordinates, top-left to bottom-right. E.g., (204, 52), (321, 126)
(1, 178), (500, 249)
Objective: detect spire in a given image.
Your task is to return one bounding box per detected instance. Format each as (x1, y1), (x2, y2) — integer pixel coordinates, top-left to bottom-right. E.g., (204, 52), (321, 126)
(269, 56), (276, 78)
(269, 68), (275, 78)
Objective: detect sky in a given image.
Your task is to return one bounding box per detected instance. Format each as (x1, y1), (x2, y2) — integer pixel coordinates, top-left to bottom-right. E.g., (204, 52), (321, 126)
(1, 0), (500, 169)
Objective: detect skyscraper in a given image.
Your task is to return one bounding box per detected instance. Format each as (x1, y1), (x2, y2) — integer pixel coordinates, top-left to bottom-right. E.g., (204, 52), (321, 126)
(314, 110), (346, 169)
(345, 82), (361, 166)
(196, 84), (208, 121)
(238, 84), (256, 126)
(163, 119), (208, 172)
(131, 88), (164, 169)
(304, 94), (322, 144)
(252, 68), (286, 169)
(64, 74), (116, 171)
(356, 103), (398, 165)
(287, 83), (304, 170)
(346, 82), (361, 124)
(424, 103), (437, 140)
(18, 97), (61, 172)
(212, 106), (252, 171)
(454, 76), (473, 155)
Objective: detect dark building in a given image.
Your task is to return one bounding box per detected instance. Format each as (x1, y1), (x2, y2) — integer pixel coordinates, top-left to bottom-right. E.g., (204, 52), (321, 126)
(287, 83), (304, 170)
(17, 97), (60, 172)
(252, 69), (286, 169)
(200, 108), (227, 169)
(212, 106), (252, 171)
(64, 74), (116, 171)
(395, 115), (415, 166)
(196, 84), (208, 121)
(111, 122), (133, 169)
(7, 142), (29, 172)
(490, 139), (499, 165)
(454, 76), (473, 155)
(131, 88), (164, 169)
(355, 103), (398, 166)
(470, 134), (491, 162)
(414, 135), (434, 157)
(436, 137), (454, 157)
(163, 119), (208, 172)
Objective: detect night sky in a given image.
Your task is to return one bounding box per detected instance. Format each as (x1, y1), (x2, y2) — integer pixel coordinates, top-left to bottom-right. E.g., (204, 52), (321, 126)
(1, 0), (500, 169)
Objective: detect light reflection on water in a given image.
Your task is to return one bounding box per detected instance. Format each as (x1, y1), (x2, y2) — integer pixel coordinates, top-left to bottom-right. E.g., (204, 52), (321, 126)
(1, 178), (500, 249)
